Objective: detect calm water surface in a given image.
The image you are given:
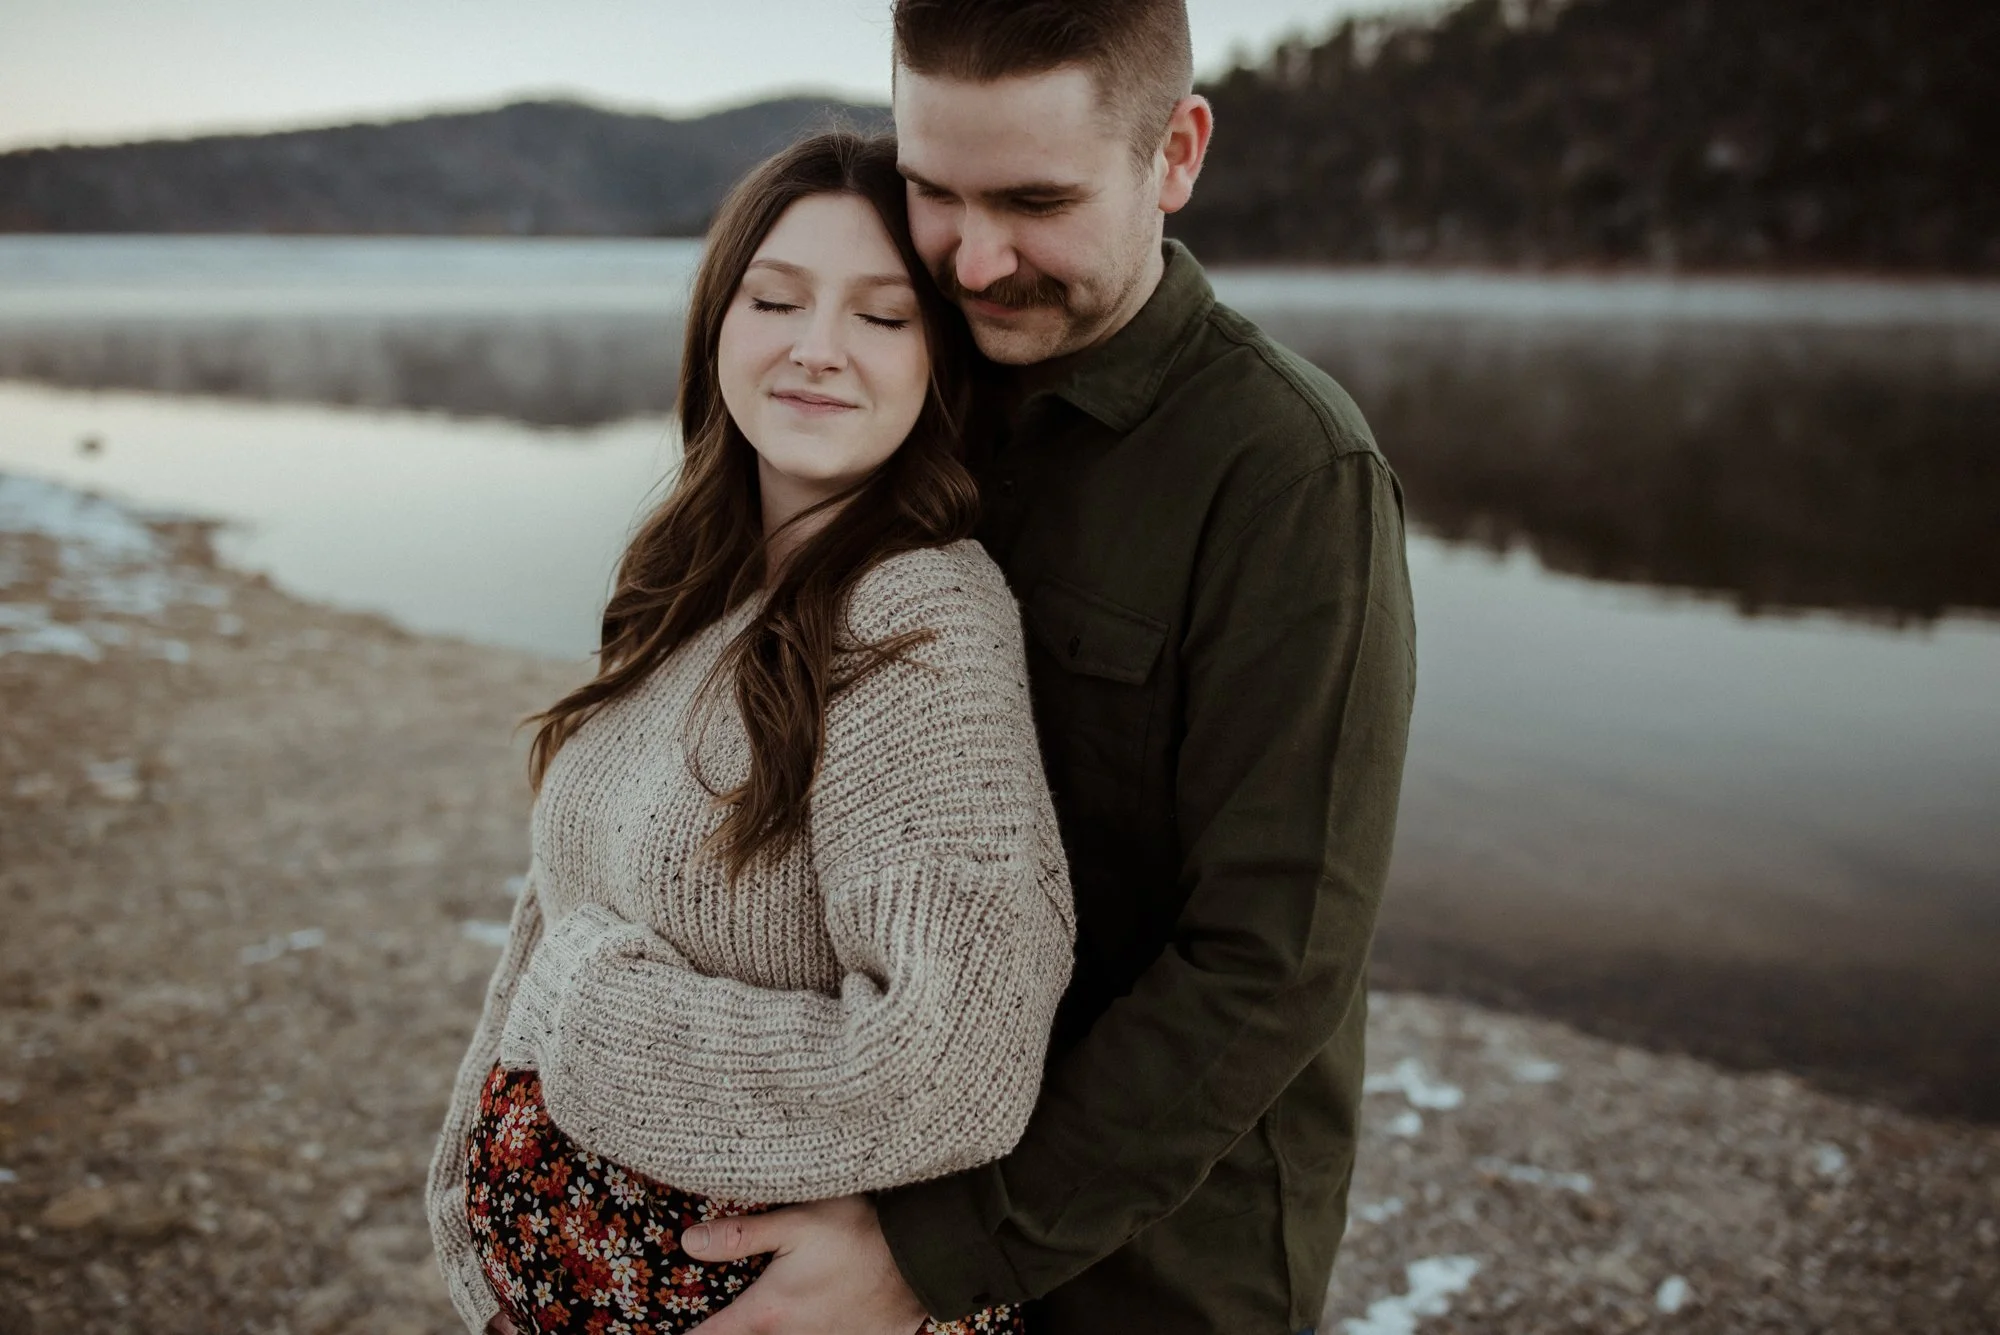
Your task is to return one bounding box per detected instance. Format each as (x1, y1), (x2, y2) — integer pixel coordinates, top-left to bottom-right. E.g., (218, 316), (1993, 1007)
(3, 237), (1996, 1116)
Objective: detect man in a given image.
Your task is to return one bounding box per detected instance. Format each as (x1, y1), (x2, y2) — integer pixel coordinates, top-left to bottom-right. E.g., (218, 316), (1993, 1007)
(683, 2), (1416, 1331)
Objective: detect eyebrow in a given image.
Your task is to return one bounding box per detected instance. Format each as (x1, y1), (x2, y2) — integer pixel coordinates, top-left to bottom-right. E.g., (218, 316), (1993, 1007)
(898, 164), (1089, 205)
(744, 258), (912, 291)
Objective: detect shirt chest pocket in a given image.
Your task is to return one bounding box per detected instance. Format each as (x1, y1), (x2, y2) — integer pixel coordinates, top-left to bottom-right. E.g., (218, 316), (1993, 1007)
(1023, 577), (1168, 822)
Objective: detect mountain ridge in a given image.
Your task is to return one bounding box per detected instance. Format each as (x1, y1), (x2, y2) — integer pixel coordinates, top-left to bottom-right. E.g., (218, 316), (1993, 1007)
(0, 97), (892, 237)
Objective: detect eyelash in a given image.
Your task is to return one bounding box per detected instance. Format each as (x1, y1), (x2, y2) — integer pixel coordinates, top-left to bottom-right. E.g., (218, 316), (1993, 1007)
(749, 297), (909, 330)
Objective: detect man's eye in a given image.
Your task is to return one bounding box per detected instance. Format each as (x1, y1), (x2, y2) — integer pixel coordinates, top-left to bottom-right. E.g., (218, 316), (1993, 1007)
(913, 183), (956, 203)
(1014, 199), (1068, 217)
(749, 298), (798, 313)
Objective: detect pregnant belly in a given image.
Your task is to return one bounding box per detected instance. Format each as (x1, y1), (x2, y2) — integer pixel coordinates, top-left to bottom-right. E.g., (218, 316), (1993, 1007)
(463, 1064), (773, 1332)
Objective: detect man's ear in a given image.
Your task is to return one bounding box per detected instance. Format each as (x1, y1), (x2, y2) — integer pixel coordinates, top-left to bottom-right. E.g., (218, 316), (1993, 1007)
(1157, 94), (1213, 214)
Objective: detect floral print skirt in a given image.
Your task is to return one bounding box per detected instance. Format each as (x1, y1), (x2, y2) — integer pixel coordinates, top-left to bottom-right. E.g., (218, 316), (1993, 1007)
(465, 1064), (1025, 1334)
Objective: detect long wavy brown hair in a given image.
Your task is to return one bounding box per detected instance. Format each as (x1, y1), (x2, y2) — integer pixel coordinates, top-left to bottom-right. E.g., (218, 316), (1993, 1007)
(524, 131), (981, 878)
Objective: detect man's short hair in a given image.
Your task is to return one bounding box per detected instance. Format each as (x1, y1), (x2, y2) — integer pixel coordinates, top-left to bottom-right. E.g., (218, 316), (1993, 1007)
(891, 0), (1194, 162)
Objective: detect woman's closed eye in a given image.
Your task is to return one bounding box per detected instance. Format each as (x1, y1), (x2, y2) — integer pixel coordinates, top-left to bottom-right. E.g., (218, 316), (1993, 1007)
(748, 297), (906, 331)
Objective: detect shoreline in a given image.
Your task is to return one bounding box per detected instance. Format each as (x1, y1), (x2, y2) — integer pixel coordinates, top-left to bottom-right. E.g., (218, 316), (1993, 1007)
(2, 471), (1996, 1331)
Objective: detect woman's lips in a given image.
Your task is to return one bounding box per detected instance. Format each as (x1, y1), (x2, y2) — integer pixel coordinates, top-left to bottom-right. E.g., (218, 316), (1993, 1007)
(771, 390), (858, 414)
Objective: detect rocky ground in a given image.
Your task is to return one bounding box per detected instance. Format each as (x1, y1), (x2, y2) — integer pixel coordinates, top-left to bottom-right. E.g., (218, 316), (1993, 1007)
(1, 474), (1995, 1335)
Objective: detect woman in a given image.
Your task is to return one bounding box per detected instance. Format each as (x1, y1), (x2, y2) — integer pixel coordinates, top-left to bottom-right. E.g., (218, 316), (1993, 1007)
(424, 131), (1074, 1335)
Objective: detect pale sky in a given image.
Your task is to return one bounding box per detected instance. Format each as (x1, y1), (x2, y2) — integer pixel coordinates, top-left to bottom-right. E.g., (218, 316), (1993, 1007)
(0, 0), (1433, 151)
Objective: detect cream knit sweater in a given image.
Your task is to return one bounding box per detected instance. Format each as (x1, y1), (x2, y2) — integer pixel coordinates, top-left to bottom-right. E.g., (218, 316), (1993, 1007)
(423, 540), (1075, 1333)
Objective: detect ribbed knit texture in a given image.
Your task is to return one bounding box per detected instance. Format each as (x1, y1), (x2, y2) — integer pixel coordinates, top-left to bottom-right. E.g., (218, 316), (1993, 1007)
(425, 540), (1075, 1333)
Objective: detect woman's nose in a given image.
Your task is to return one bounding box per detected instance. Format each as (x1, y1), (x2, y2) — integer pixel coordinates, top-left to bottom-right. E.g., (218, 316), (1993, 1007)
(790, 310), (846, 375)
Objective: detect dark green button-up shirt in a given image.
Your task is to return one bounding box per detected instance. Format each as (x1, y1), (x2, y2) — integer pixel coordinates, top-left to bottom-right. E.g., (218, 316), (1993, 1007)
(876, 241), (1417, 1334)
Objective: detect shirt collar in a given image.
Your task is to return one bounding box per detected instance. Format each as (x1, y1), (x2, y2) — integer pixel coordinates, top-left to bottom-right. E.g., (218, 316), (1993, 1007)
(1018, 239), (1216, 433)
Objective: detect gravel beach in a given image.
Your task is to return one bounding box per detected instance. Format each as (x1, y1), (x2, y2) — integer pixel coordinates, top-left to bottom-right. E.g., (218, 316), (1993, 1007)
(2, 474), (1995, 1334)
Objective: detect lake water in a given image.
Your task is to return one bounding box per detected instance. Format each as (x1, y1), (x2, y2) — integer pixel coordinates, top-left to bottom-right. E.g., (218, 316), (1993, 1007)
(3, 236), (1997, 1118)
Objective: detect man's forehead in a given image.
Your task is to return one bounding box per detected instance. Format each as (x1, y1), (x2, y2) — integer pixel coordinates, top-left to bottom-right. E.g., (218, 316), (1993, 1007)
(893, 64), (1122, 187)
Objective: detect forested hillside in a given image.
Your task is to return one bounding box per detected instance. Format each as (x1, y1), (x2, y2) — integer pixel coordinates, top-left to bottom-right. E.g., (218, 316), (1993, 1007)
(1, 0), (1992, 270)
(0, 98), (889, 236)
(1173, 0), (1997, 270)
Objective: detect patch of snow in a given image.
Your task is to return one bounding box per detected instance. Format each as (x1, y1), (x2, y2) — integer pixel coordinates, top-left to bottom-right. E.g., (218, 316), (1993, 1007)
(1510, 1058), (1564, 1084)
(0, 602), (102, 659)
(0, 1167), (16, 1185)
(1352, 1197), (1406, 1226)
(1476, 1157), (1594, 1194)
(461, 920), (512, 948)
(0, 472), (228, 634)
(1656, 1275), (1691, 1314)
(240, 928), (326, 966)
(12, 773), (59, 800)
(1342, 1255), (1481, 1335)
(0, 473), (160, 561)
(1385, 1110), (1424, 1138)
(502, 874), (529, 899)
(84, 758), (143, 802)
(1364, 1058), (1465, 1110)
(1811, 1142), (1849, 1178)
(146, 638), (191, 663)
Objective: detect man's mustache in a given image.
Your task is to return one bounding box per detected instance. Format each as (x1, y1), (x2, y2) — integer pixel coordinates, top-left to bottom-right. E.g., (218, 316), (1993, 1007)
(933, 261), (1067, 312)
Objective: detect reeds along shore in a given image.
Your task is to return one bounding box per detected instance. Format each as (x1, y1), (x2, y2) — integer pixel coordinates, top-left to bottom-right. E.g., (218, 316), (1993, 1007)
(0, 472), (1996, 1334)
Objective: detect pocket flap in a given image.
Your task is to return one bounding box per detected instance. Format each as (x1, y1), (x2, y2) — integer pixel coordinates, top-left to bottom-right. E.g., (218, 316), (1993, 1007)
(1025, 578), (1168, 686)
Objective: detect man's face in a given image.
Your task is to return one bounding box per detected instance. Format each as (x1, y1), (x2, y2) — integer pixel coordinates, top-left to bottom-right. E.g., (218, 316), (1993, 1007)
(893, 64), (1164, 366)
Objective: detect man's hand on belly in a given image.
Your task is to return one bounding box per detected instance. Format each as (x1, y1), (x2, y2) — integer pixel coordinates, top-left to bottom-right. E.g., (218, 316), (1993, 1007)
(682, 1194), (928, 1335)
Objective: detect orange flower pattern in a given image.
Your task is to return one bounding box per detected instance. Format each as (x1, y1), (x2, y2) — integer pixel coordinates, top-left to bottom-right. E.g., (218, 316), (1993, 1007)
(465, 1065), (1025, 1334)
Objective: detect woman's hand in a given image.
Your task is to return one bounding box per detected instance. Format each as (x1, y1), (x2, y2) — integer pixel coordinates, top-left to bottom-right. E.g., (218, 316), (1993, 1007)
(486, 1313), (520, 1335)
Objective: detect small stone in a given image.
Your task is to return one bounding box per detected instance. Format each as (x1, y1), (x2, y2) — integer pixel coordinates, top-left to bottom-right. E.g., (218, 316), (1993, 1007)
(1590, 1251), (1648, 1294)
(1511, 1058), (1564, 1084)
(40, 1184), (119, 1231)
(107, 1199), (184, 1242)
(1385, 1109), (1424, 1138)
(294, 1283), (357, 1335)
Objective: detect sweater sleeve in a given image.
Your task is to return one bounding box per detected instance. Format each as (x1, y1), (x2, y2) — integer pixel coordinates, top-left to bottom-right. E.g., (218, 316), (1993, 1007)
(495, 548), (1075, 1202)
(425, 860), (546, 1334)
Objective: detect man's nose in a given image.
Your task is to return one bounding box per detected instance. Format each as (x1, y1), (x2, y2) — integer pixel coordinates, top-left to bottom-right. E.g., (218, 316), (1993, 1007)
(954, 212), (1018, 294)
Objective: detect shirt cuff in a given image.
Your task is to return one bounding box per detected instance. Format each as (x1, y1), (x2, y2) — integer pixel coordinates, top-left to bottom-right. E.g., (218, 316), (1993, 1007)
(496, 902), (638, 1071)
(875, 1168), (1031, 1320)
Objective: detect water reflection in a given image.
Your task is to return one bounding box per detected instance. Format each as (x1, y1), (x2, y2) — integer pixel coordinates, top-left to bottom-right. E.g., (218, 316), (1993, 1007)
(4, 238), (1994, 622)
(0, 314), (682, 426)
(1264, 312), (2000, 623)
